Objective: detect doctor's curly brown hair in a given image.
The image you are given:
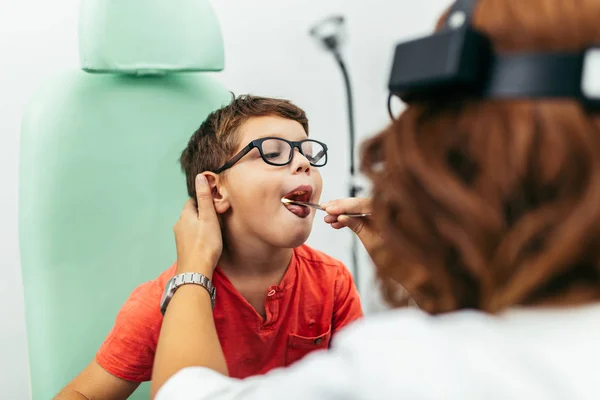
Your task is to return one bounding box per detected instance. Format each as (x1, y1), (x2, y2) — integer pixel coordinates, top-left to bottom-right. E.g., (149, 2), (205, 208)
(361, 0), (600, 314)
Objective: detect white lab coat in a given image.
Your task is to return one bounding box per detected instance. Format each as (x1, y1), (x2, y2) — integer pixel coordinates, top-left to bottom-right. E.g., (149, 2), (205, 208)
(156, 303), (600, 400)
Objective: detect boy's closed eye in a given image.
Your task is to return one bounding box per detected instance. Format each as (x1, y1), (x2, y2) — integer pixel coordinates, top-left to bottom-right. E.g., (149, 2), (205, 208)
(264, 152), (282, 160)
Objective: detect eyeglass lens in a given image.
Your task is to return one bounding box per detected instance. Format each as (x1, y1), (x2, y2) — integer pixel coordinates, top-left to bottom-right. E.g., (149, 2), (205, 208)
(260, 138), (326, 166)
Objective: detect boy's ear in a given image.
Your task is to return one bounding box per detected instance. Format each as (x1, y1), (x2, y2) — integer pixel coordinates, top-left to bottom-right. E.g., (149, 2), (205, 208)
(202, 172), (230, 214)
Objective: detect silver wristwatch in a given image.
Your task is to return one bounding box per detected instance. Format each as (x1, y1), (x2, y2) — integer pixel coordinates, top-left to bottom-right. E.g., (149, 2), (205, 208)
(160, 272), (216, 315)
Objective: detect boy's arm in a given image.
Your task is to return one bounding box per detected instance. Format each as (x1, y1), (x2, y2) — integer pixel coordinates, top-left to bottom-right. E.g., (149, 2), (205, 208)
(332, 265), (364, 335)
(53, 360), (139, 400)
(54, 278), (166, 400)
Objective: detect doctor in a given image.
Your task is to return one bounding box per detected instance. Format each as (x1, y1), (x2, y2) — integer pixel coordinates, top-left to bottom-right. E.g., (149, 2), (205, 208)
(151, 0), (600, 399)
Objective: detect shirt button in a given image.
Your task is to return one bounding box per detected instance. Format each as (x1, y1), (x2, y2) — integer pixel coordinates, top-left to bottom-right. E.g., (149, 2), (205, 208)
(267, 289), (276, 297)
(314, 338), (322, 345)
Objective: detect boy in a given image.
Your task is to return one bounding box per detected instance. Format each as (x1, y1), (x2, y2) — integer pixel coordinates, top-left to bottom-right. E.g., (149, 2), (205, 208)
(56, 95), (363, 400)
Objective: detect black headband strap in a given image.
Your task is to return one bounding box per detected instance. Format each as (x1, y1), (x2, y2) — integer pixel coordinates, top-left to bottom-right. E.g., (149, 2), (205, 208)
(485, 53), (584, 99)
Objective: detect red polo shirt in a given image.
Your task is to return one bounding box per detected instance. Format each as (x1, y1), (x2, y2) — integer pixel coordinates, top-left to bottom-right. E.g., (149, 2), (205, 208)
(96, 244), (363, 381)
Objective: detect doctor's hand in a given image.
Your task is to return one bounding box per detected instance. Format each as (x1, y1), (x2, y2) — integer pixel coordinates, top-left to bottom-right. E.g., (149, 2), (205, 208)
(321, 197), (382, 262)
(173, 174), (223, 277)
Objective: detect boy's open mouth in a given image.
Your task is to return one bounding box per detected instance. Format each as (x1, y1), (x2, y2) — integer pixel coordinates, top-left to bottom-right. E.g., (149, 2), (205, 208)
(281, 186), (313, 218)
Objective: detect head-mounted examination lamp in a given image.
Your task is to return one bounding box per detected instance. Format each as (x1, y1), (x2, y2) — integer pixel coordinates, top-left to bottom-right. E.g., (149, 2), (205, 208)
(387, 0), (600, 116)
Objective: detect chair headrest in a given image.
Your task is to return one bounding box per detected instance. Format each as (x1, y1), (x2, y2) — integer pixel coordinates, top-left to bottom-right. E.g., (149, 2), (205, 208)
(79, 0), (225, 74)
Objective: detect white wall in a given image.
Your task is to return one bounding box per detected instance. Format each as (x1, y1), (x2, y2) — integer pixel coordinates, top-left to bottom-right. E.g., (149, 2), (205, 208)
(0, 0), (448, 398)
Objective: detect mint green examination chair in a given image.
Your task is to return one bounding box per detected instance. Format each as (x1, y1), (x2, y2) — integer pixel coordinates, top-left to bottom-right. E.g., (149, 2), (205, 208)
(19, 0), (230, 398)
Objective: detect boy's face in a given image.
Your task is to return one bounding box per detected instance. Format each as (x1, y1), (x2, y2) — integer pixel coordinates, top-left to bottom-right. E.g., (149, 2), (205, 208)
(216, 115), (323, 248)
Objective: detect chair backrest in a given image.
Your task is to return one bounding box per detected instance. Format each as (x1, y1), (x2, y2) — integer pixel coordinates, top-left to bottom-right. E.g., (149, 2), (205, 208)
(19, 1), (230, 398)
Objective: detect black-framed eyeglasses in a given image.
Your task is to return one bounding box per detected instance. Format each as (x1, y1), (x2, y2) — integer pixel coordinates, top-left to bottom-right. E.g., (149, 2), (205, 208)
(213, 137), (328, 174)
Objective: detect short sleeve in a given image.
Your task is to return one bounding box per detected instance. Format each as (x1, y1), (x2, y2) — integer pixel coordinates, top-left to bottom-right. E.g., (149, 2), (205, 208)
(96, 280), (164, 382)
(332, 265), (364, 334)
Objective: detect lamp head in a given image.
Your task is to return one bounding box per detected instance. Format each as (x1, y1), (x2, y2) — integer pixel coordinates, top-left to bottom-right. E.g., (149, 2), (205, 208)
(309, 15), (346, 52)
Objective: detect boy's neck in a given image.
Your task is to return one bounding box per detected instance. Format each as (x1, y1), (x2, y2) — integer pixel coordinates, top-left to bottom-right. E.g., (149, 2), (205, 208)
(218, 237), (294, 277)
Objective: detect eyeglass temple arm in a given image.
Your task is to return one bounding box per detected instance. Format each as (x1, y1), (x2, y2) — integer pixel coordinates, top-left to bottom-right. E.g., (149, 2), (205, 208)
(312, 148), (326, 162)
(213, 143), (255, 173)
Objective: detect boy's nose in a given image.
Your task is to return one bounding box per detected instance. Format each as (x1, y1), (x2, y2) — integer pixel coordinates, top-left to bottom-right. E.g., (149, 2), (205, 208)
(292, 149), (311, 174)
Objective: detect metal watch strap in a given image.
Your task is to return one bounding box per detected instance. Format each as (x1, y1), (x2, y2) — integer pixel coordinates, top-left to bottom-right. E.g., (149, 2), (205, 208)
(161, 272), (216, 315)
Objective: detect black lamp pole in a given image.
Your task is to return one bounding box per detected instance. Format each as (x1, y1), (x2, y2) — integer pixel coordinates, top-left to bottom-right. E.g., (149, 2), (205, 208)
(333, 50), (358, 194)
(310, 15), (361, 288)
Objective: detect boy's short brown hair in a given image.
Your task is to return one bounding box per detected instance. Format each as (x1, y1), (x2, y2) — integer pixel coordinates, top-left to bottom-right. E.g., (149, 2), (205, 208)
(180, 94), (309, 197)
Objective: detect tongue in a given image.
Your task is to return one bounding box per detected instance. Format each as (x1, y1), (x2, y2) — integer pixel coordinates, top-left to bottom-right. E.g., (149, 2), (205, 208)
(285, 204), (311, 218)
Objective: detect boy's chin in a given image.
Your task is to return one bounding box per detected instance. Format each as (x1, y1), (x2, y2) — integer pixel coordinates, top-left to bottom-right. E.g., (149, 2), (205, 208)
(287, 234), (311, 248)
(267, 209), (314, 247)
(270, 228), (312, 249)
